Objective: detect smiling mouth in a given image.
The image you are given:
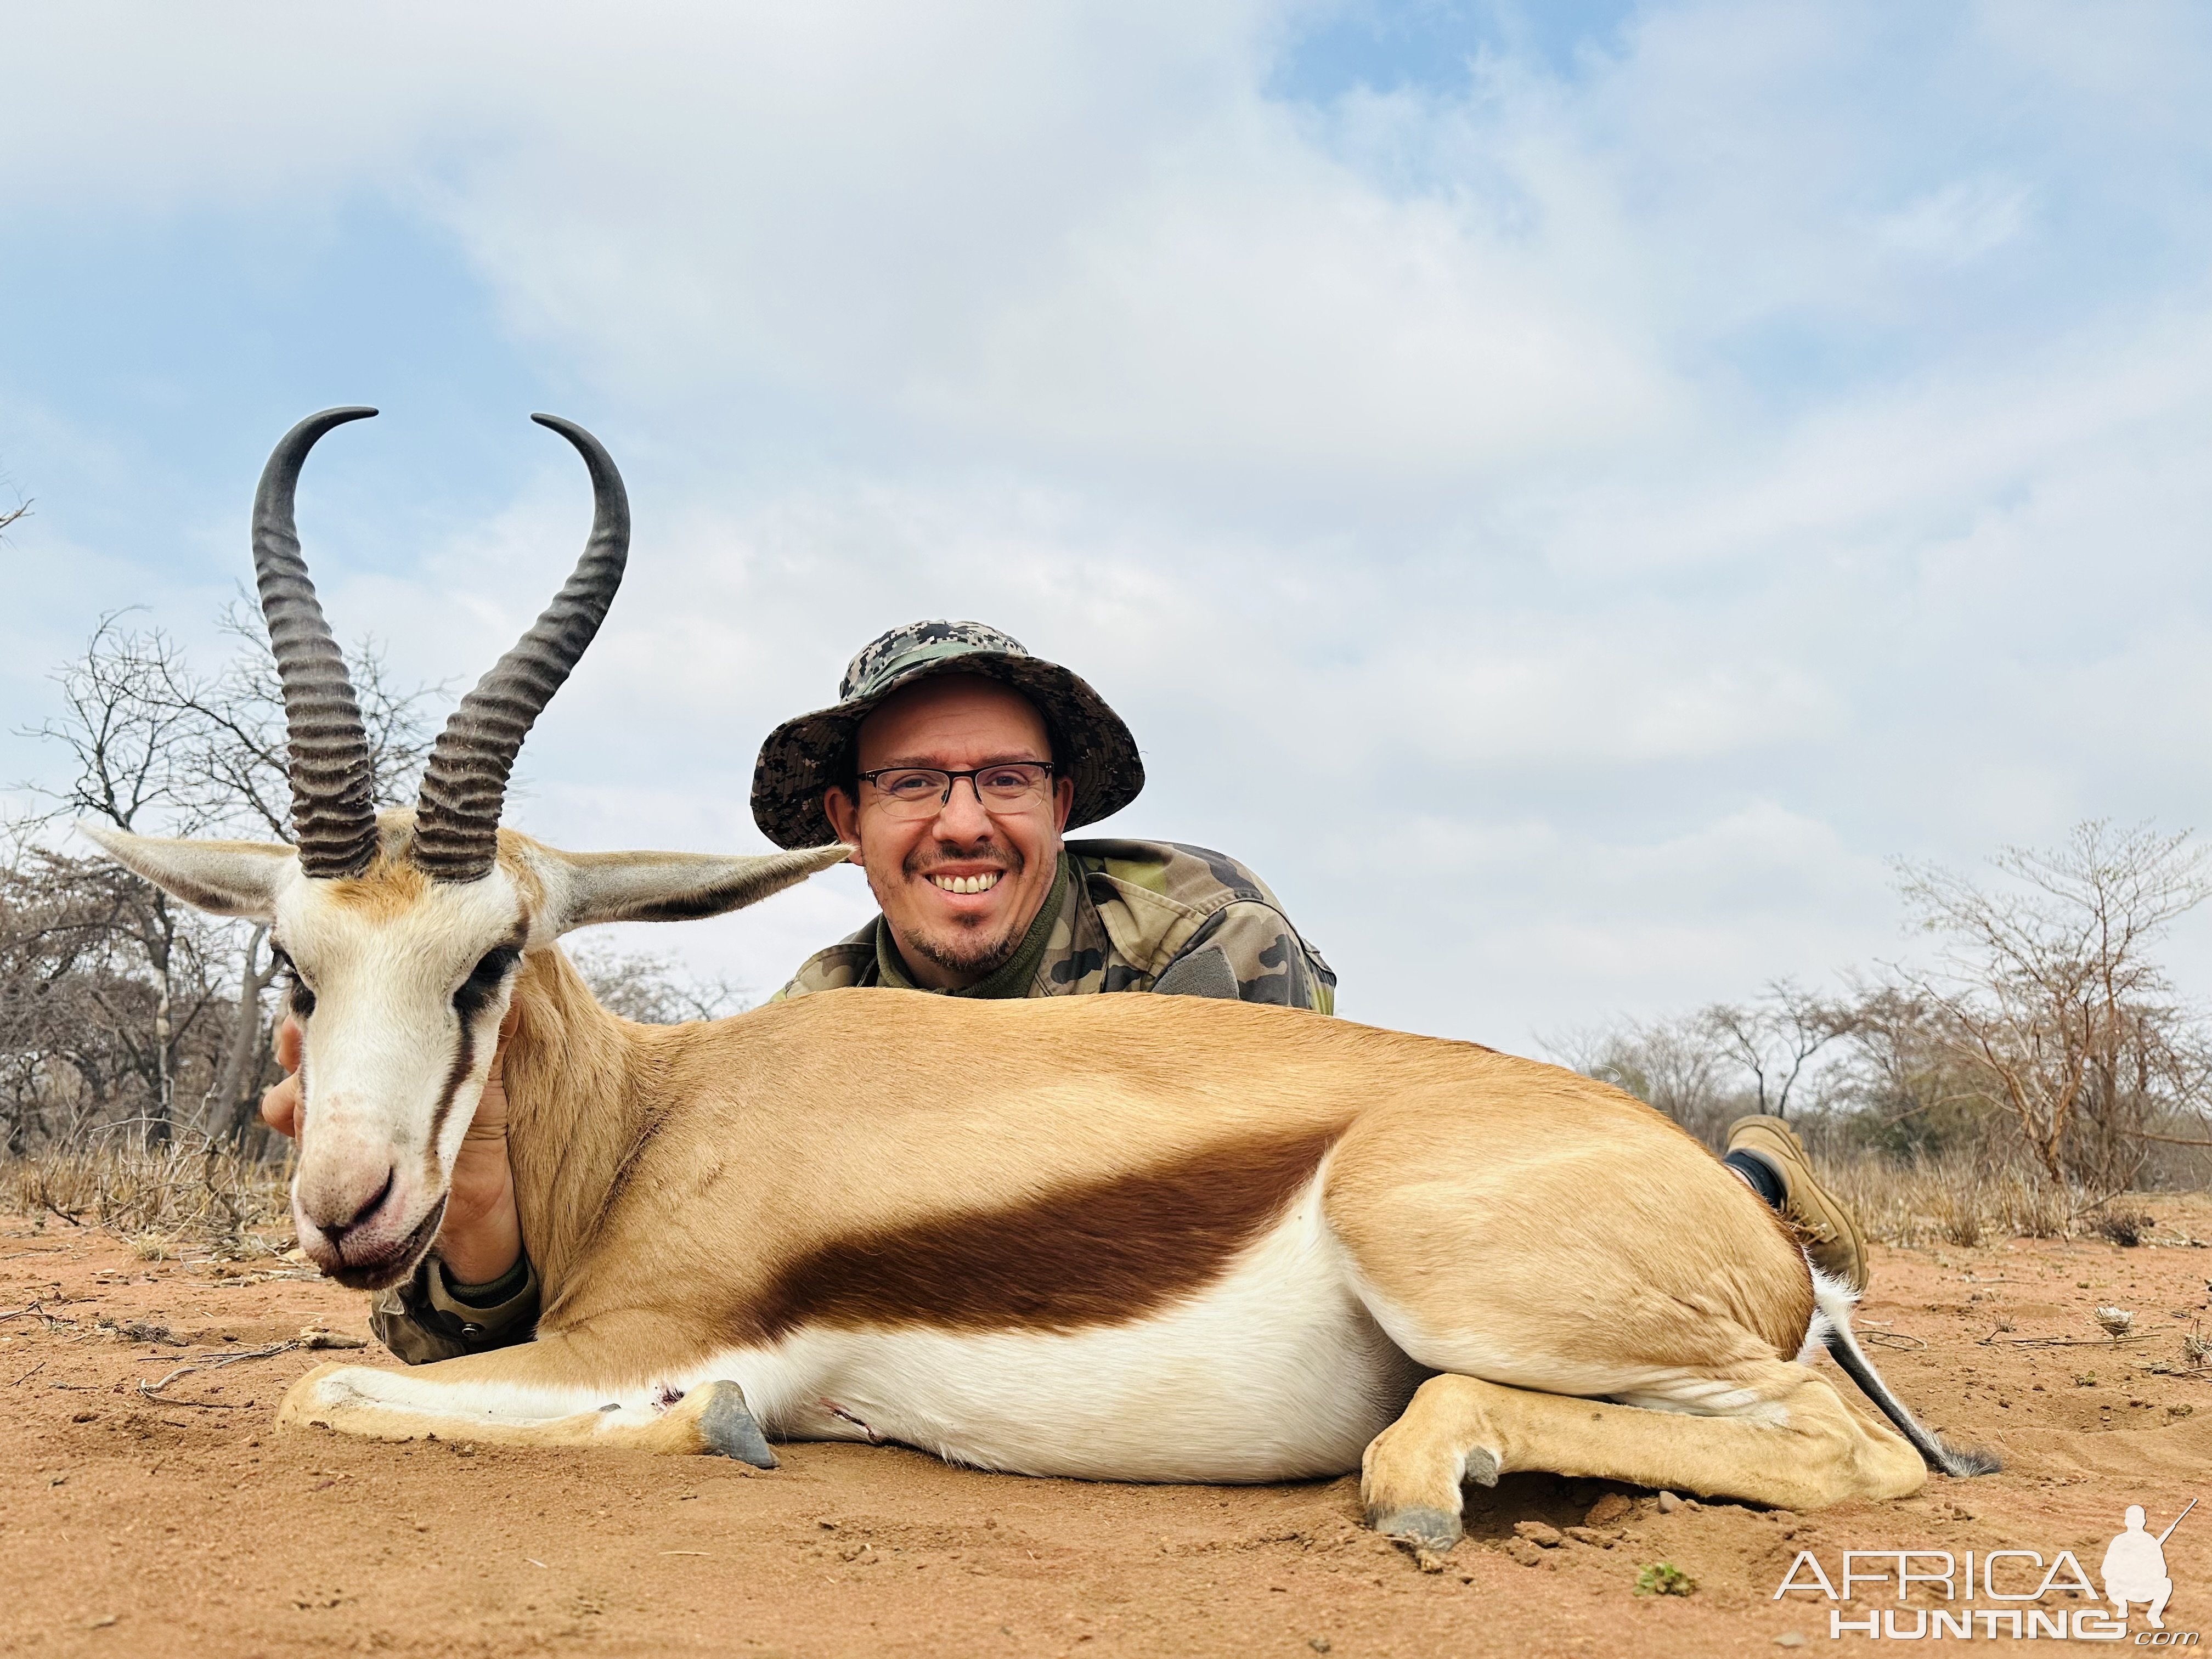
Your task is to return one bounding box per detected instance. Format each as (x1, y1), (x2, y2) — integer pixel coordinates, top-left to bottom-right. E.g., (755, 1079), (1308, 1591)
(927, 871), (1002, 894)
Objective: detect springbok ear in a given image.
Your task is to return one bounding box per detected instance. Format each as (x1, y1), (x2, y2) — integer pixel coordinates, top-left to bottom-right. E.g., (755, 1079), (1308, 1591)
(77, 822), (295, 920)
(547, 843), (853, 932)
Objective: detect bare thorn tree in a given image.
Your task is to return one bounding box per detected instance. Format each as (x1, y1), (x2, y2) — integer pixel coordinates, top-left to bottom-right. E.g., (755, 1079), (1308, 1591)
(1700, 978), (1860, 1123)
(567, 939), (752, 1025)
(1894, 820), (2212, 1193)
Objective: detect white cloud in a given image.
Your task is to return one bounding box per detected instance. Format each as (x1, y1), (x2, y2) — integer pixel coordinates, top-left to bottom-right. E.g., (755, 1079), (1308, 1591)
(1878, 178), (2033, 266)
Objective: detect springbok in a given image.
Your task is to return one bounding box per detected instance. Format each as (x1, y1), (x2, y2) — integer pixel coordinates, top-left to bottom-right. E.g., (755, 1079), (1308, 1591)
(84, 409), (1992, 1561)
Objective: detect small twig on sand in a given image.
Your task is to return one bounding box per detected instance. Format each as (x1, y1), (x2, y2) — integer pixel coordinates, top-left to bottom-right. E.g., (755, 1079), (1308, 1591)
(136, 1331), (366, 1400)
(1978, 1328), (2163, 1349)
(1, 1300), (81, 1335)
(9, 1360), (47, 1386)
(1859, 1330), (1928, 1351)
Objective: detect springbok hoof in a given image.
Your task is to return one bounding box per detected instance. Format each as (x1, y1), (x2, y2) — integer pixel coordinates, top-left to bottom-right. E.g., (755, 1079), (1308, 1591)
(1369, 1506), (1462, 1571)
(691, 1380), (777, 1468)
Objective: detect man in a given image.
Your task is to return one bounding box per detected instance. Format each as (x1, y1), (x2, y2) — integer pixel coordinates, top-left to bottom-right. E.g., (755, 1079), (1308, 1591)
(262, 620), (1864, 1363)
(755, 620), (1335, 1008)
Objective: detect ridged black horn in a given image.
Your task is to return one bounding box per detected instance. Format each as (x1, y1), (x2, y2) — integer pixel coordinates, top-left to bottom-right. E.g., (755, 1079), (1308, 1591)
(253, 407), (381, 879)
(411, 415), (630, 883)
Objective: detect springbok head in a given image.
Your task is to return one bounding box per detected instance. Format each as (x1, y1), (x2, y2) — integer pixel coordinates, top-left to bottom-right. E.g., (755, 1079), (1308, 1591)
(82, 409), (847, 1290)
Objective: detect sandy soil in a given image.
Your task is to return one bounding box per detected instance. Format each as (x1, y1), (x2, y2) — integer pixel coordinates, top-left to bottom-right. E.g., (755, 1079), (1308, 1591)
(4, 1199), (2210, 1658)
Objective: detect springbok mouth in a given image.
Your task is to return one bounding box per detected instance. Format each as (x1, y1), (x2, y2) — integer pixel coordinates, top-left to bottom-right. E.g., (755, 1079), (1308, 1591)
(319, 1193), (449, 1293)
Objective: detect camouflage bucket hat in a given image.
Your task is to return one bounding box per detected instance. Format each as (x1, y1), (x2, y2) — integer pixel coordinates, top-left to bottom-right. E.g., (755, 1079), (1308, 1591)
(751, 620), (1146, 850)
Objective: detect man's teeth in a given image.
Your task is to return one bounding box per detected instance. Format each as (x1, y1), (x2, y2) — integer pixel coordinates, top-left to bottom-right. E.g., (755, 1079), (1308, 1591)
(929, 872), (1002, 894)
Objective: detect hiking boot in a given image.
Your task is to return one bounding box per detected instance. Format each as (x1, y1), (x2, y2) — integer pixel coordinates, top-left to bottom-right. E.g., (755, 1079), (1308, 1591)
(1725, 1114), (1870, 1293)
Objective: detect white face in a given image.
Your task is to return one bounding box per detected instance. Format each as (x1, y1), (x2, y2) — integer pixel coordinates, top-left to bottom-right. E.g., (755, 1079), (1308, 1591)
(271, 865), (534, 1289)
(78, 817), (850, 1293)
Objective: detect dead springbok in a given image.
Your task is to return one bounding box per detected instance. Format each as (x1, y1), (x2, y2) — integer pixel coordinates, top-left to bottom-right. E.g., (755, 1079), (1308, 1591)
(84, 409), (1992, 1560)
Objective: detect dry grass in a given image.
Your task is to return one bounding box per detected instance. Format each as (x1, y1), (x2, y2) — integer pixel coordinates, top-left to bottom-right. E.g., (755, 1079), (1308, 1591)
(0, 1136), (2185, 1263)
(1815, 1152), (2078, 1247)
(1, 1140), (294, 1256)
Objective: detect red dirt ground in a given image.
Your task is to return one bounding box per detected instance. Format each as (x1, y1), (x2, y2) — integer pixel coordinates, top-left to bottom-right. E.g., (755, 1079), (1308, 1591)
(4, 1199), (2210, 1658)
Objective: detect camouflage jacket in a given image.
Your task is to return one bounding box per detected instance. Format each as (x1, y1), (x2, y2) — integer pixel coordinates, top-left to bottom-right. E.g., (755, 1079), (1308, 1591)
(774, 839), (1335, 1011)
(370, 837), (1333, 1362)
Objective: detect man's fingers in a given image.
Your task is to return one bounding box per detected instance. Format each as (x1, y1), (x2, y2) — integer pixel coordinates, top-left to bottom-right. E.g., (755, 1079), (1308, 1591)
(262, 1015), (306, 1138)
(260, 1072), (302, 1139)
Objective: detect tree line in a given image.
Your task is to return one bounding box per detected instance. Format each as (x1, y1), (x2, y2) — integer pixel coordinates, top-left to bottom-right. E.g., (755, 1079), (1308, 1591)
(1548, 820), (2212, 1198)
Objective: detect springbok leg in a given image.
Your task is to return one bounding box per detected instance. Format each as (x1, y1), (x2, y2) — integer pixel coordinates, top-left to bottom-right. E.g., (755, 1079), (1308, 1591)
(1359, 1363), (1924, 1565)
(278, 1356), (777, 1466)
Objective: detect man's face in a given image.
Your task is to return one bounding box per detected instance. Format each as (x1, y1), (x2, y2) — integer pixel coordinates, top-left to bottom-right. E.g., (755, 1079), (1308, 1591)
(822, 675), (1075, 991)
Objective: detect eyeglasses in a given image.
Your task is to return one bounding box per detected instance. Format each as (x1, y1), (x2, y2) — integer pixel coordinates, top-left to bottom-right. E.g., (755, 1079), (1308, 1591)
(856, 760), (1056, 819)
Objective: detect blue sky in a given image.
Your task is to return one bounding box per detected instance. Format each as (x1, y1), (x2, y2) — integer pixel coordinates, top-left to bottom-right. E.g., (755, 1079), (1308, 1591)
(6, 1), (2212, 1043)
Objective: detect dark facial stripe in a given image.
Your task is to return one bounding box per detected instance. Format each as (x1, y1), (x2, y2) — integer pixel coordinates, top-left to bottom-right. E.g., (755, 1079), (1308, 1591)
(737, 1126), (1339, 1342)
(423, 926), (525, 1176)
(422, 1016), (477, 1187)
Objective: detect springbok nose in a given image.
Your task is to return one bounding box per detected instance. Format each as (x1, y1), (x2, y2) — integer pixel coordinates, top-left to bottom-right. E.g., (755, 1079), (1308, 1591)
(303, 1167), (396, 1244)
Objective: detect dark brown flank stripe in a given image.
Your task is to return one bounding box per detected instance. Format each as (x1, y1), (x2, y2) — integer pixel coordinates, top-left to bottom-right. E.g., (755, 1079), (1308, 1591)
(735, 1125), (1341, 1342)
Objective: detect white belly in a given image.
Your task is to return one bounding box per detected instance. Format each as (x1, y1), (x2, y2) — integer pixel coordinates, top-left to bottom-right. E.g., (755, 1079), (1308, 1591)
(678, 1179), (1424, 1483)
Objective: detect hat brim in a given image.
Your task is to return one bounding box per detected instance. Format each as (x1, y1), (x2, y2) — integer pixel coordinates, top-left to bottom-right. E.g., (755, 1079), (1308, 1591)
(750, 651), (1146, 849)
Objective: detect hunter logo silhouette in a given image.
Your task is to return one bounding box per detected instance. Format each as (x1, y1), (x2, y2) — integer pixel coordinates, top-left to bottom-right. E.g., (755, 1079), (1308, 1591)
(2103, 1498), (2191, 1630)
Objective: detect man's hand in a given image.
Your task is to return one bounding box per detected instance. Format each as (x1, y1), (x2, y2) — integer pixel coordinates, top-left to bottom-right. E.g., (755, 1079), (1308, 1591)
(259, 1018), (307, 1139)
(260, 1008), (525, 1286)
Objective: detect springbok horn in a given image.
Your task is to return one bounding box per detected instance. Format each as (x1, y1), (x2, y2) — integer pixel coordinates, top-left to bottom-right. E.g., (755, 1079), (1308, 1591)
(410, 415), (630, 884)
(253, 406), (382, 880)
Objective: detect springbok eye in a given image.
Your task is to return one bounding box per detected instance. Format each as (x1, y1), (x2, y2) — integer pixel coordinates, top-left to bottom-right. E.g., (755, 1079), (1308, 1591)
(273, 946), (317, 1018)
(454, 946), (520, 1018)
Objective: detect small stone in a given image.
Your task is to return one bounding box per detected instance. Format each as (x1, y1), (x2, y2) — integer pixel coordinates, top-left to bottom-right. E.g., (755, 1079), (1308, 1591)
(1504, 1537), (1545, 1567)
(1585, 1492), (1633, 1527)
(1657, 1491), (1684, 1514)
(1513, 1521), (1563, 1548)
(1563, 1527), (1616, 1549)
(816, 1518), (837, 1530)
(1775, 1634), (1807, 1649)
(1309, 1641), (1332, 1654)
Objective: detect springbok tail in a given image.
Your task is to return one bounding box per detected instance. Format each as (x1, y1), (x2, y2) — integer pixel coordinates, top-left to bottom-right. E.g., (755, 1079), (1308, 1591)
(1811, 1274), (2001, 1479)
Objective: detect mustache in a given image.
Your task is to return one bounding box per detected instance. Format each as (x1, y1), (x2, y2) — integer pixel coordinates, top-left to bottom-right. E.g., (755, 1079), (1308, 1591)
(903, 844), (1024, 881)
